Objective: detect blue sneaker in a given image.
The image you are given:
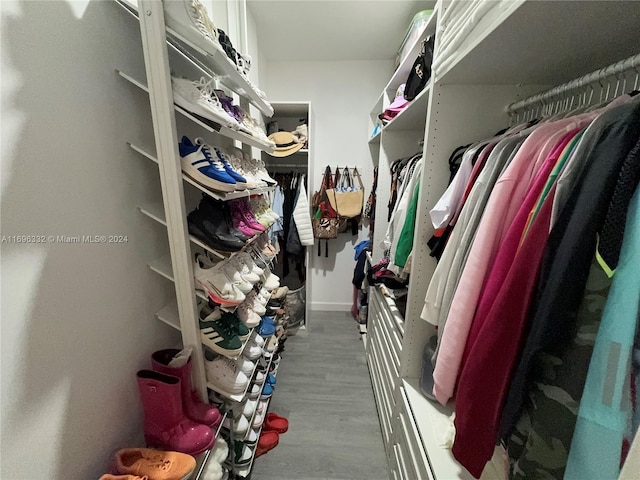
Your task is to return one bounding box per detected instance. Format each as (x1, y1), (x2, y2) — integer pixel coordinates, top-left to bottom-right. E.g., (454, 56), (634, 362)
(261, 382), (274, 399)
(261, 316), (276, 327)
(179, 136), (236, 192)
(266, 372), (276, 385)
(258, 319), (276, 337)
(214, 148), (248, 190)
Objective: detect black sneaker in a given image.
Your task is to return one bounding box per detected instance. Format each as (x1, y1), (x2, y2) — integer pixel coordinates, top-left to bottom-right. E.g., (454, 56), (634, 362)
(188, 207), (245, 252)
(201, 195), (250, 243)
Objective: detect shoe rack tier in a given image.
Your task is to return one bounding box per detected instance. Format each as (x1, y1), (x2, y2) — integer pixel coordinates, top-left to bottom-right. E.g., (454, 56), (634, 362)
(117, 70), (275, 153)
(115, 0), (274, 117)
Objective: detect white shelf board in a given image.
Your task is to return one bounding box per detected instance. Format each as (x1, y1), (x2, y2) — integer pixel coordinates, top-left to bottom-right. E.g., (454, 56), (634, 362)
(137, 203), (224, 260)
(385, 8), (438, 93)
(129, 143), (275, 200)
(368, 130), (382, 145)
(437, 0), (640, 85)
(403, 378), (474, 480)
(117, 70), (274, 153)
(383, 84), (431, 132)
(148, 256), (208, 301)
(155, 301), (181, 331)
(268, 101), (310, 117)
(115, 0), (273, 117)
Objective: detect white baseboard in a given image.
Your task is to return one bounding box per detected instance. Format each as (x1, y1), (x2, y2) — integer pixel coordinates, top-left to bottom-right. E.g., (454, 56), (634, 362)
(310, 302), (351, 312)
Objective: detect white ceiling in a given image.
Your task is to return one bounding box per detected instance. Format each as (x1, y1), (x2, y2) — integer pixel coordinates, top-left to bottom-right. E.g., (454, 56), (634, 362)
(247, 0), (435, 61)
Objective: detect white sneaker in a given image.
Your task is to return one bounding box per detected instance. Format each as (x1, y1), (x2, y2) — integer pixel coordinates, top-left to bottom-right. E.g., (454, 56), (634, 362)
(238, 252), (264, 276)
(236, 443), (253, 465)
(223, 414), (249, 436)
(242, 399), (258, 418)
(172, 76), (237, 128)
(244, 343), (262, 360)
(236, 357), (255, 376)
(246, 428), (258, 446)
(205, 356), (248, 395)
(253, 334), (265, 347)
(220, 260), (253, 294)
(252, 411), (265, 429)
(222, 149), (261, 190)
(253, 158), (278, 186)
(254, 370), (265, 383)
(257, 399), (268, 414)
(163, 0), (224, 55)
(262, 269), (280, 291)
(237, 303), (261, 328)
(244, 291), (266, 315)
(229, 256), (260, 284)
(194, 255), (245, 306)
(259, 287), (271, 300)
(248, 383), (261, 400)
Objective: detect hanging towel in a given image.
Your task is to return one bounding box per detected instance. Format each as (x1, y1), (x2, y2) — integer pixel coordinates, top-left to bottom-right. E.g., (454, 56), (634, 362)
(293, 177), (314, 246)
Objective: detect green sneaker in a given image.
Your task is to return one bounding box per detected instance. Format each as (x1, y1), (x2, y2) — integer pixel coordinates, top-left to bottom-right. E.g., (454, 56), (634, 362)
(199, 303), (242, 356)
(220, 311), (250, 341)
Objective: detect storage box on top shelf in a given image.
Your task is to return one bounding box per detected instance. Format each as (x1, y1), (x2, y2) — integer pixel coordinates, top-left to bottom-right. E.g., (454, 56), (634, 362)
(395, 9), (434, 70)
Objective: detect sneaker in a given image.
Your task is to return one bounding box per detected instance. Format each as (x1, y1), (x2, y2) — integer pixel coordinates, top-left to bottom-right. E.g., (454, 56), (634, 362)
(244, 291), (267, 315)
(254, 370), (265, 383)
(242, 399), (258, 418)
(213, 148), (248, 189)
(188, 200), (246, 252)
(246, 428), (258, 447)
(220, 260), (253, 294)
(222, 149), (261, 189)
(163, 0), (223, 55)
(252, 410), (265, 428)
(199, 303), (243, 356)
(262, 269), (280, 291)
(229, 256), (260, 284)
(205, 356), (248, 395)
(236, 357), (255, 376)
(253, 158), (278, 186)
(172, 76), (237, 128)
(244, 343), (262, 360)
(237, 302), (261, 328)
(266, 373), (277, 386)
(260, 383), (274, 400)
(258, 319), (276, 338)
(237, 252), (264, 276)
(219, 309), (251, 342)
(231, 199), (265, 233)
(249, 196), (279, 223)
(253, 334), (265, 348)
(229, 200), (262, 237)
(270, 286), (289, 300)
(113, 448), (196, 480)
(179, 136), (236, 192)
(193, 255), (245, 306)
(259, 288), (272, 300)
(248, 383), (261, 400)
(233, 441), (252, 466)
(222, 415), (249, 436)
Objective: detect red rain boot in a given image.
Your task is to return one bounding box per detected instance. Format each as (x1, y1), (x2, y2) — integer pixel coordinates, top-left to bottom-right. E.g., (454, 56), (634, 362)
(136, 370), (214, 456)
(151, 349), (222, 428)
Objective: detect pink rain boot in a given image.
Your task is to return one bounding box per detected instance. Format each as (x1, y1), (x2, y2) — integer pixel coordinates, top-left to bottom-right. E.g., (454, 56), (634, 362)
(151, 349), (222, 428)
(229, 200), (261, 236)
(236, 198), (265, 232)
(136, 370), (214, 456)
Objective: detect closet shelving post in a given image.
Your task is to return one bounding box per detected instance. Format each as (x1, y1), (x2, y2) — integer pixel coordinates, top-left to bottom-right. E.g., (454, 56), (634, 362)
(261, 101), (313, 329)
(365, 1), (640, 478)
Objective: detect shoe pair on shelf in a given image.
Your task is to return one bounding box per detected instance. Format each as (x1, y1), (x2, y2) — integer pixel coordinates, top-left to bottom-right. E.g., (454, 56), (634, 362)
(179, 136), (246, 193)
(205, 354), (250, 397)
(136, 348), (223, 456)
(194, 252), (265, 307)
(199, 301), (249, 356)
(100, 448), (196, 480)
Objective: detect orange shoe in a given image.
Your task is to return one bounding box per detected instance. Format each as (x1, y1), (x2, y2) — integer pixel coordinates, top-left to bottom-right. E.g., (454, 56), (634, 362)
(99, 475), (148, 480)
(114, 448), (196, 480)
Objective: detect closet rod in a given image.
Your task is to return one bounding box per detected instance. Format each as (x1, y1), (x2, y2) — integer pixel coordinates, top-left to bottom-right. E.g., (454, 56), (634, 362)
(268, 164), (308, 168)
(506, 52), (640, 114)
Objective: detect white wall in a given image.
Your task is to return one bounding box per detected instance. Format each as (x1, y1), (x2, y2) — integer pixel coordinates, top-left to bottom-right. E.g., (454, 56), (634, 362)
(1, 1), (181, 478)
(263, 60), (392, 311)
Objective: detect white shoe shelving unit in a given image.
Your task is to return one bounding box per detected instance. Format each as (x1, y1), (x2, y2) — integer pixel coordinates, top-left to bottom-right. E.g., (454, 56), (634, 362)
(114, 1), (283, 477)
(364, 1), (640, 479)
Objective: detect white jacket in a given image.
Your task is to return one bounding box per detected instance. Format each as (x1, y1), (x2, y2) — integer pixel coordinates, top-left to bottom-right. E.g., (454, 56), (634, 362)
(293, 181), (314, 246)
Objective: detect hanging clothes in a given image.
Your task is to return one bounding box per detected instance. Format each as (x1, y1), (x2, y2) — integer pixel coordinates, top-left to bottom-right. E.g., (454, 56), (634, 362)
(293, 174), (313, 247)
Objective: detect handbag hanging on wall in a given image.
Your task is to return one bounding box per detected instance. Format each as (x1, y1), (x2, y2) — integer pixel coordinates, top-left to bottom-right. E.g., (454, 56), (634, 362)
(404, 34), (435, 101)
(327, 167), (365, 219)
(312, 166), (338, 256)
